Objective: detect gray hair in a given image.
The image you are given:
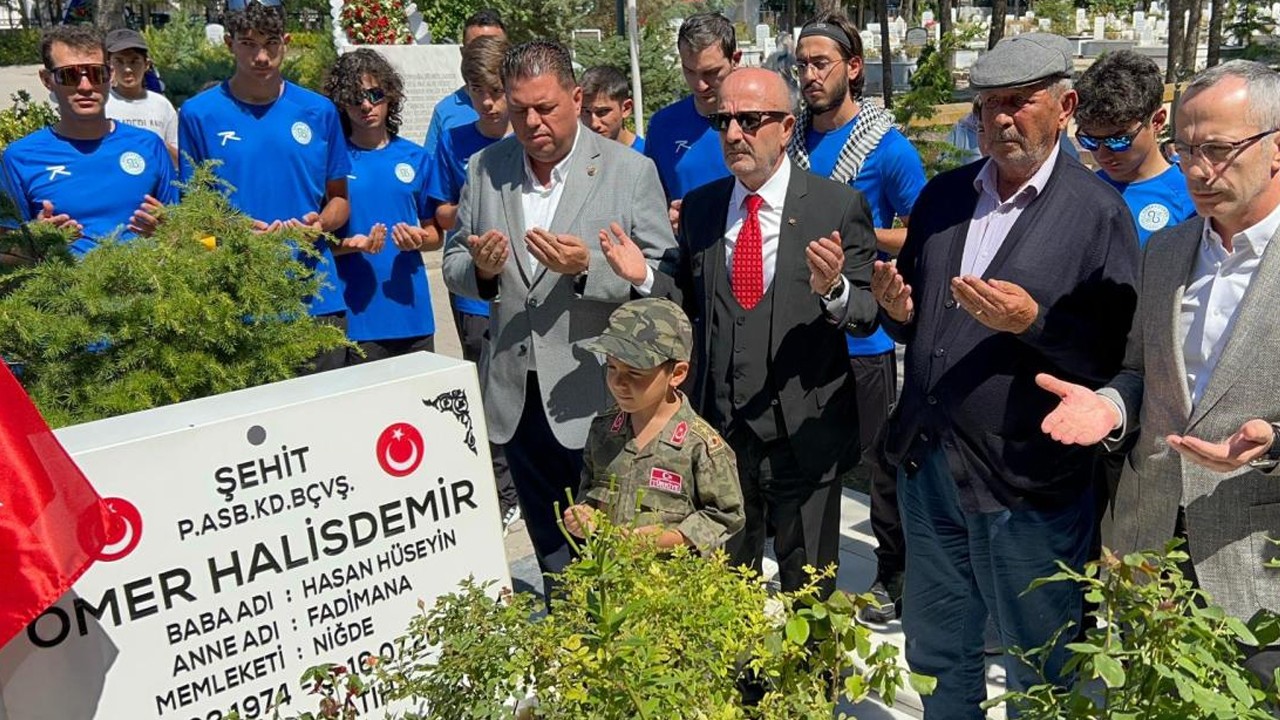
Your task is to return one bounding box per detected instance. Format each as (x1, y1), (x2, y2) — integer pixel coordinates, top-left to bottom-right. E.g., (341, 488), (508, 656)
(502, 40), (577, 90)
(1184, 60), (1280, 131)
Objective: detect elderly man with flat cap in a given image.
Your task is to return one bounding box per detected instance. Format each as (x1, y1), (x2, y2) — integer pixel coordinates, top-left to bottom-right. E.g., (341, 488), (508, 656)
(870, 33), (1141, 717)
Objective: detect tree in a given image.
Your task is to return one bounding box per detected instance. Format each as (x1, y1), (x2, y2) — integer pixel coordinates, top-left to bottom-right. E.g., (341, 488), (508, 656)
(1207, 0), (1225, 66)
(1180, 0), (1202, 77)
(1166, 0), (1187, 82)
(988, 0), (1006, 48)
(879, 0), (892, 108)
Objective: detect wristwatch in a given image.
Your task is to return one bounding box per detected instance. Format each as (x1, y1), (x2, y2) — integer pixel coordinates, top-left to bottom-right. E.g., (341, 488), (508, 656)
(820, 276), (846, 303)
(1248, 422), (1280, 470)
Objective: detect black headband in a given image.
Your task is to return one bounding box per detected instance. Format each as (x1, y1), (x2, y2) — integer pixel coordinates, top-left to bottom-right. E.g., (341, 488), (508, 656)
(798, 22), (854, 53)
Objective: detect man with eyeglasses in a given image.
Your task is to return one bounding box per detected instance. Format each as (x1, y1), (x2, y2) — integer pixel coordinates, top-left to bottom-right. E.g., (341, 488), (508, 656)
(788, 11), (927, 623)
(1076, 50), (1195, 247)
(1040, 59), (1280, 683)
(599, 67), (879, 595)
(644, 12), (739, 221)
(871, 34), (1140, 717)
(177, 0), (353, 372)
(0, 25), (176, 260)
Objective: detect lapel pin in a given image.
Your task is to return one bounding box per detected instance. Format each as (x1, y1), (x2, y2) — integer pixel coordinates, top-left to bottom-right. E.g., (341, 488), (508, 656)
(787, 217), (797, 225)
(587, 165), (597, 177)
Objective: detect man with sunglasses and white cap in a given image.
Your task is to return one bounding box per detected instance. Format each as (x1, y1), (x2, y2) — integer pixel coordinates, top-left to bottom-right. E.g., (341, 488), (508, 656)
(178, 0), (354, 371)
(0, 25), (176, 260)
(870, 33), (1140, 717)
(1040, 59), (1280, 686)
(600, 67), (879, 596)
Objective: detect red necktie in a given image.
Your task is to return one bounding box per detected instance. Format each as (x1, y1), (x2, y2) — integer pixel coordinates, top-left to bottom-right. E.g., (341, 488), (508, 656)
(732, 193), (765, 309)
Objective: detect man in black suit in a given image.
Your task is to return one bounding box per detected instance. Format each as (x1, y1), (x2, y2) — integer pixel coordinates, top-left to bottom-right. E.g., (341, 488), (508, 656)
(871, 34), (1140, 718)
(598, 67), (879, 593)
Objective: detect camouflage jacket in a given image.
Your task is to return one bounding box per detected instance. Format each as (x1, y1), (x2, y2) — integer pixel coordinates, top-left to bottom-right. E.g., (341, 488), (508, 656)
(577, 394), (745, 554)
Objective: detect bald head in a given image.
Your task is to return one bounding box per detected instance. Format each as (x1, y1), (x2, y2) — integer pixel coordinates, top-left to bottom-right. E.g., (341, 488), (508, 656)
(720, 67), (792, 112)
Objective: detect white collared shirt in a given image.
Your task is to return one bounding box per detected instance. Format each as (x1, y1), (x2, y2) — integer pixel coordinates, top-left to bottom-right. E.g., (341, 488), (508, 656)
(521, 126), (581, 273)
(1180, 202), (1280, 405)
(960, 144), (1060, 279)
(724, 160), (791, 289)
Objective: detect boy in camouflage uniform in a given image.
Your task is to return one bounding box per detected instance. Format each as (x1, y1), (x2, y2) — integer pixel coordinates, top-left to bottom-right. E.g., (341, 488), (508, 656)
(563, 298), (745, 554)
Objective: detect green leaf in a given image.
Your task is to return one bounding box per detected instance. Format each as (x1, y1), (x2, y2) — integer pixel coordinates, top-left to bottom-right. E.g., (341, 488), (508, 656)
(909, 672), (938, 696)
(1093, 654), (1127, 688)
(1065, 642), (1103, 655)
(785, 616), (810, 645)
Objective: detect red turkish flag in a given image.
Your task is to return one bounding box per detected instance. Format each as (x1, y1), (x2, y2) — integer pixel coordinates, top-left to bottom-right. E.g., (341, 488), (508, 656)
(0, 362), (109, 647)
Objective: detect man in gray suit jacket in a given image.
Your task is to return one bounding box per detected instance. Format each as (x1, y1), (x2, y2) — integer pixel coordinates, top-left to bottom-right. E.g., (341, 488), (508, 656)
(442, 41), (675, 595)
(1039, 61), (1280, 676)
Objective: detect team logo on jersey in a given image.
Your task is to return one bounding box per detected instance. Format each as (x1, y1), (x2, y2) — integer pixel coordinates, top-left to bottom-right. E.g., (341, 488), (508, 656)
(119, 151), (146, 176)
(291, 122), (313, 145)
(1138, 203), (1172, 232)
(45, 165), (70, 180)
(217, 130), (241, 146)
(394, 162), (415, 183)
(674, 140), (691, 154)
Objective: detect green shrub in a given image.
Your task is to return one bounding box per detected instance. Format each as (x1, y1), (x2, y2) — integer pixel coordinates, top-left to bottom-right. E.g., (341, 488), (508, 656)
(266, 513), (932, 719)
(0, 29), (42, 66)
(0, 162), (349, 427)
(144, 19), (234, 107)
(0, 90), (58, 149)
(573, 28), (686, 130)
(988, 540), (1280, 719)
(283, 31), (338, 93)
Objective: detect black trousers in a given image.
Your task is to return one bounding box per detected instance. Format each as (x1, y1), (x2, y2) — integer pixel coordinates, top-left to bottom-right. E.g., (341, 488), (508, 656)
(345, 334), (434, 364)
(849, 351), (904, 590)
(501, 372), (583, 600)
(453, 300), (518, 516)
(724, 424), (844, 597)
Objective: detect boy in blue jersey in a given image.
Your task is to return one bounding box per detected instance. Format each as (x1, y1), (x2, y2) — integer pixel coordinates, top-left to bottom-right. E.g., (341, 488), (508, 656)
(579, 65), (644, 153)
(788, 12), (927, 624)
(0, 25), (175, 261)
(178, 0), (353, 371)
(422, 34), (522, 533)
(421, 9), (507, 159)
(645, 12), (739, 216)
(323, 49), (437, 362)
(1075, 50), (1196, 246)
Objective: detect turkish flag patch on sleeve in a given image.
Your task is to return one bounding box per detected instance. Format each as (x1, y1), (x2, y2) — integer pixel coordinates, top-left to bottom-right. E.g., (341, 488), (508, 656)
(649, 467), (683, 493)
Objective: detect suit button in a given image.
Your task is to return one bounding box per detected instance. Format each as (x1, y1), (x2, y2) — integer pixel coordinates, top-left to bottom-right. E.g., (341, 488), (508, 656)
(736, 317), (745, 326)
(518, 344), (528, 356)
(926, 395), (938, 406)
(735, 346), (745, 354)
(934, 348), (945, 358)
(920, 433), (930, 443)
(905, 459), (920, 473)
(528, 298), (539, 308)
(770, 399), (779, 406)
(944, 299), (956, 309)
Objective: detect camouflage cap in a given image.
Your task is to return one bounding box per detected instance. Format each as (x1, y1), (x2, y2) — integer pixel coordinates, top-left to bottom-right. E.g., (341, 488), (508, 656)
(580, 298), (693, 369)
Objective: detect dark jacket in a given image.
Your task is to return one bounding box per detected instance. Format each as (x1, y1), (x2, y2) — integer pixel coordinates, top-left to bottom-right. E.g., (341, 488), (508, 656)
(883, 154), (1140, 510)
(651, 162), (879, 480)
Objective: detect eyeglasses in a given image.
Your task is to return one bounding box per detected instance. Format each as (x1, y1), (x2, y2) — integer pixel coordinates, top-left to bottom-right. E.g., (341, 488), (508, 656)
(226, 0), (282, 9)
(1076, 125), (1144, 153)
(1173, 129), (1279, 167)
(48, 63), (111, 87)
(358, 87), (387, 105)
(707, 111), (790, 133)
(794, 57), (845, 77)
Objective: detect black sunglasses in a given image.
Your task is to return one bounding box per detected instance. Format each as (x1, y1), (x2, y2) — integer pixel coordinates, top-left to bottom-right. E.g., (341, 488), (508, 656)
(226, 0), (282, 10)
(707, 111), (790, 133)
(48, 63), (111, 87)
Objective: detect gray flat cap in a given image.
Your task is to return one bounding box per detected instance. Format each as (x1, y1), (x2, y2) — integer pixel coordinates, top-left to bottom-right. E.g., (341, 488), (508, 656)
(970, 33), (1073, 90)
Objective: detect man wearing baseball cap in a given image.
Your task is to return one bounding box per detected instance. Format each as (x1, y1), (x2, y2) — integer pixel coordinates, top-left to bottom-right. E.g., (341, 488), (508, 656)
(870, 33), (1140, 716)
(104, 28), (178, 166)
(563, 298), (744, 558)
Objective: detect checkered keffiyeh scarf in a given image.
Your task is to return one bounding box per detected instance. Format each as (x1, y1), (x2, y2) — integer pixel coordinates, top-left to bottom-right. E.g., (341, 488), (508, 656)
(788, 101), (895, 185)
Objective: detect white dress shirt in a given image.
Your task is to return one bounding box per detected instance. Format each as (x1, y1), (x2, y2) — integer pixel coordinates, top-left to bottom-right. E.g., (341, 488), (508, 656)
(961, 145), (1060, 279)
(724, 159), (791, 289)
(520, 126), (581, 273)
(1180, 202), (1280, 405)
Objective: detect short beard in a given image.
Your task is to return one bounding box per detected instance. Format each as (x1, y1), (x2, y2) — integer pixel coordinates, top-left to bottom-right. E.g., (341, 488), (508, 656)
(806, 75), (849, 116)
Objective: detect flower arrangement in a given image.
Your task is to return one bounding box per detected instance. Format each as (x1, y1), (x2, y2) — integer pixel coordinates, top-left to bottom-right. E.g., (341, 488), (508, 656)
(340, 0), (412, 45)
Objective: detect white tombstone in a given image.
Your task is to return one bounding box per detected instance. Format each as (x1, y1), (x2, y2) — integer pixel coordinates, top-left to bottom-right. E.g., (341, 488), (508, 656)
(1076, 7), (1087, 32)
(204, 23), (224, 45)
(921, 10), (934, 24)
(860, 29), (876, 49)
(1039, 18), (1052, 31)
(755, 22), (770, 49)
(1094, 15), (1106, 40)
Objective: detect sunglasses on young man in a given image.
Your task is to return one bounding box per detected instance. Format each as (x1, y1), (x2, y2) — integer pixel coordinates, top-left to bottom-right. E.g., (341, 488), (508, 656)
(358, 87), (387, 106)
(1075, 125), (1143, 153)
(47, 63), (111, 87)
(707, 111), (789, 133)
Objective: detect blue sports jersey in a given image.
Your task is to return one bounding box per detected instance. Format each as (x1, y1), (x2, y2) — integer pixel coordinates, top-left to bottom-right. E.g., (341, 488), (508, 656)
(806, 118), (926, 357)
(424, 121), (504, 318)
(1100, 164), (1197, 247)
(422, 87), (475, 158)
(178, 81), (351, 316)
(0, 123), (177, 257)
(335, 136), (435, 342)
(644, 96), (728, 201)
(630, 134), (645, 153)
